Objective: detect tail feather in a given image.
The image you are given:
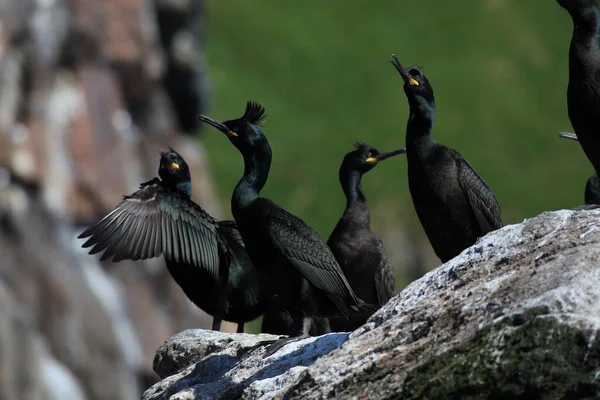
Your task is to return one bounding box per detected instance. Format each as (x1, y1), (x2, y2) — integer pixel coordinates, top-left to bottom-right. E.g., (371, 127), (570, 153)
(350, 298), (380, 317)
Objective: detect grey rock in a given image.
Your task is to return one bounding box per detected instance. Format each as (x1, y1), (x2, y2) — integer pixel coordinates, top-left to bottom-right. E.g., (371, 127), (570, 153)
(152, 330), (283, 379)
(145, 209), (600, 400)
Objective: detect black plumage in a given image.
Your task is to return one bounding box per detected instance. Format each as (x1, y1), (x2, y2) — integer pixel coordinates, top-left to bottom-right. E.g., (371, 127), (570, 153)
(390, 55), (503, 263)
(198, 102), (375, 349)
(557, 0), (600, 176)
(327, 143), (404, 332)
(78, 150), (263, 332)
(559, 132), (600, 205)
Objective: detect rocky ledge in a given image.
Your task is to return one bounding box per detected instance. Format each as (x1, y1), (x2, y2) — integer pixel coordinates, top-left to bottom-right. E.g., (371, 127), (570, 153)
(143, 209), (600, 399)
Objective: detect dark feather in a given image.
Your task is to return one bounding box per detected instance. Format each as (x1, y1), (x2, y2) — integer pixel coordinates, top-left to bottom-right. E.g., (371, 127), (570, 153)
(78, 181), (221, 280)
(262, 203), (358, 317)
(456, 157), (503, 235)
(374, 240), (396, 305)
(243, 101), (267, 125)
(353, 142), (369, 151)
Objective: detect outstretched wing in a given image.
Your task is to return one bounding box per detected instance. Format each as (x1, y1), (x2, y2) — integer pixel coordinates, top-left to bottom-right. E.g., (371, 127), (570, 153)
(262, 202), (357, 315)
(78, 179), (220, 280)
(456, 157), (503, 235)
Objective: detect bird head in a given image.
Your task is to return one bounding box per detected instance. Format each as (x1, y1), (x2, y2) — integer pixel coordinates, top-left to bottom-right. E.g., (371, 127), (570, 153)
(390, 55), (435, 117)
(159, 149), (191, 184)
(197, 101), (267, 152)
(344, 142), (406, 174)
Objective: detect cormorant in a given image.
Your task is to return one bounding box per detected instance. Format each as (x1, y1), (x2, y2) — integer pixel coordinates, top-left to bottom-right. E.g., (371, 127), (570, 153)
(559, 132), (600, 204)
(198, 102), (375, 350)
(390, 55), (503, 263)
(78, 150), (263, 332)
(327, 143), (404, 332)
(557, 0), (600, 174)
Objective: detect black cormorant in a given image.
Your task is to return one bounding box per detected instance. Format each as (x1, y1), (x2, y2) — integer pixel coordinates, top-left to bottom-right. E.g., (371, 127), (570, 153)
(557, 0), (600, 174)
(559, 132), (600, 204)
(390, 55), (503, 263)
(198, 102), (375, 350)
(327, 143), (404, 332)
(78, 150), (263, 332)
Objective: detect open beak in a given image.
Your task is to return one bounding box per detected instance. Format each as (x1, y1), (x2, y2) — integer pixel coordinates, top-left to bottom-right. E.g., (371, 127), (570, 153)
(197, 114), (239, 138)
(376, 148), (407, 162)
(559, 132), (578, 141)
(390, 54), (419, 87)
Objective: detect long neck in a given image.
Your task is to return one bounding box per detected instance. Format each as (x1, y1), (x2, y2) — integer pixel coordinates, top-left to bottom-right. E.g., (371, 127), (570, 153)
(233, 139), (271, 208)
(175, 181), (192, 197)
(340, 167), (366, 207)
(570, 5), (600, 70)
(339, 167), (369, 226)
(406, 103), (436, 153)
(163, 177), (192, 197)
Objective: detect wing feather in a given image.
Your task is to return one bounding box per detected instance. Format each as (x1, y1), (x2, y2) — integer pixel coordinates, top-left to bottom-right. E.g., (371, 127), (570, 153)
(456, 157), (503, 235)
(263, 203), (357, 311)
(78, 180), (220, 280)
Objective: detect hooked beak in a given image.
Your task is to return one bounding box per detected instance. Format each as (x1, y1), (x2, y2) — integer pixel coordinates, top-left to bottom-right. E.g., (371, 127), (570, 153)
(365, 148), (406, 164)
(559, 132), (578, 141)
(376, 148), (407, 162)
(197, 114), (239, 138)
(390, 54), (419, 87)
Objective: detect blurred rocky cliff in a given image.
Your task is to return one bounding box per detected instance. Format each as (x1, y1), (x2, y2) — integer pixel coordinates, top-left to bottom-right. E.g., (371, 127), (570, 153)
(0, 1), (230, 399)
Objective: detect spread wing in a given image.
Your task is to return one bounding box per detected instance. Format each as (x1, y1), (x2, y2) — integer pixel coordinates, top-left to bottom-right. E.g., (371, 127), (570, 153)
(78, 179), (220, 280)
(373, 238), (396, 305)
(457, 157), (503, 235)
(263, 203), (357, 315)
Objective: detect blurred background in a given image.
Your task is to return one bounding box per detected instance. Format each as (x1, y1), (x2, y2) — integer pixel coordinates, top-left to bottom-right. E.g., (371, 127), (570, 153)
(0, 0), (585, 398)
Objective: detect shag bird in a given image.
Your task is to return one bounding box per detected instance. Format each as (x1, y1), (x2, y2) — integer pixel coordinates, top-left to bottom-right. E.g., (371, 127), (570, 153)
(390, 55), (503, 263)
(559, 132), (600, 204)
(198, 102), (375, 350)
(78, 150), (263, 332)
(557, 0), (600, 175)
(327, 142), (404, 332)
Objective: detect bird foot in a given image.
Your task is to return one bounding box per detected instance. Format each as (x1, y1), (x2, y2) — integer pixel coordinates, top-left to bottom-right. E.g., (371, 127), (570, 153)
(238, 338), (280, 361)
(264, 334), (310, 357)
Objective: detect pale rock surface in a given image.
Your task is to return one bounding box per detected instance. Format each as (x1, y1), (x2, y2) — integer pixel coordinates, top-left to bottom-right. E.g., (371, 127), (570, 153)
(145, 209), (600, 399)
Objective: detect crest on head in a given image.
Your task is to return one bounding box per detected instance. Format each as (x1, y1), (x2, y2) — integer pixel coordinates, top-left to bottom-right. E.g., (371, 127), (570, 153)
(242, 101), (267, 126)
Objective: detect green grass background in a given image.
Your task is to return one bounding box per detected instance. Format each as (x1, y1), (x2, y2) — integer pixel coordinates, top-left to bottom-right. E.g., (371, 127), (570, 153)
(198, 1), (586, 330)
